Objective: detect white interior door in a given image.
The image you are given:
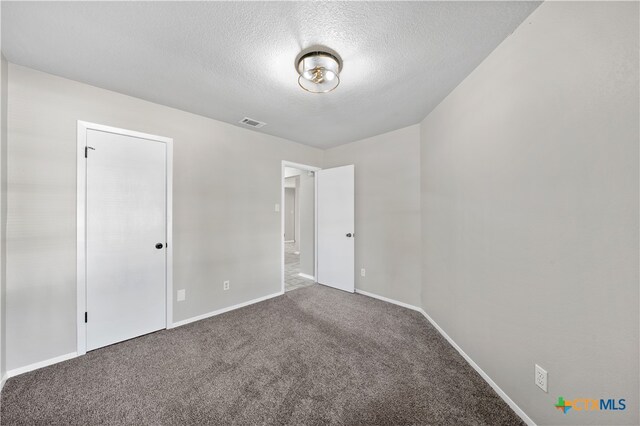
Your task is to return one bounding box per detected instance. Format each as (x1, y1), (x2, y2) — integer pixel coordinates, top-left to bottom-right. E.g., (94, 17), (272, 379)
(316, 165), (355, 292)
(86, 129), (167, 351)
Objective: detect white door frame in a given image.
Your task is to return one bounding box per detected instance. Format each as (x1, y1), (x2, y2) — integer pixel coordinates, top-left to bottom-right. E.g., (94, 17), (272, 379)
(76, 121), (173, 356)
(281, 161), (321, 293)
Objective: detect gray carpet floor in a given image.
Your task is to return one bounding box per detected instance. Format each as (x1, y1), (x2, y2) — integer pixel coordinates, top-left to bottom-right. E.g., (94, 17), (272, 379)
(1, 285), (524, 425)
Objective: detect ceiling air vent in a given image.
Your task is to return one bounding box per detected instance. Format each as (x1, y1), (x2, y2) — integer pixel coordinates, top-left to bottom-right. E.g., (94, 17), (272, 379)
(239, 117), (266, 128)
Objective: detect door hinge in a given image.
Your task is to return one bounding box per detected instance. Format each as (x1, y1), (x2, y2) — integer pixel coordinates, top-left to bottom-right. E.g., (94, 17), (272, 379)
(85, 312), (88, 323)
(84, 146), (95, 158)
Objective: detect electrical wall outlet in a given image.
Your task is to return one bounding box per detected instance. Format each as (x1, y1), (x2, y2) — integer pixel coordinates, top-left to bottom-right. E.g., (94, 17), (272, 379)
(177, 289), (186, 302)
(360, 268), (366, 277)
(535, 364), (548, 392)
(274, 204), (280, 212)
(223, 280), (230, 291)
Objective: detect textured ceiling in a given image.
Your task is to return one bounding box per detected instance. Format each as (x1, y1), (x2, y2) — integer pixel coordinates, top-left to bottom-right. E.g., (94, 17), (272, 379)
(2, 1), (540, 148)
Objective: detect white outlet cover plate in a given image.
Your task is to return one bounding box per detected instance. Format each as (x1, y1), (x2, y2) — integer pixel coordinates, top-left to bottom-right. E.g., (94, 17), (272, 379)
(535, 364), (548, 392)
(177, 289), (186, 302)
(360, 268), (366, 277)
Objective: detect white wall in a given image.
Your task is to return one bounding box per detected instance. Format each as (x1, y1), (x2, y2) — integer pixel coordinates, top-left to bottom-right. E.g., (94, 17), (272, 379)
(420, 2), (638, 425)
(6, 64), (322, 371)
(323, 125), (421, 305)
(0, 55), (8, 383)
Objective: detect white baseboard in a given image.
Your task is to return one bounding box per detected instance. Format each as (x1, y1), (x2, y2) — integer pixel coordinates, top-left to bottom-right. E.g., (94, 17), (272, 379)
(419, 309), (536, 425)
(355, 289), (422, 312)
(0, 288), (533, 426)
(0, 372), (7, 392)
(2, 292), (284, 381)
(7, 352), (78, 379)
(354, 289), (535, 426)
(171, 290), (284, 328)
(298, 273), (315, 281)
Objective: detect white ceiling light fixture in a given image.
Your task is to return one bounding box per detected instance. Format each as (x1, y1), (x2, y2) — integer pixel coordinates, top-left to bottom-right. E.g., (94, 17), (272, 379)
(296, 50), (342, 93)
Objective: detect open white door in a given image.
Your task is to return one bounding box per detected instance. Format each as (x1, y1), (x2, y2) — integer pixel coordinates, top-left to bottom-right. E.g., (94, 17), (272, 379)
(85, 128), (167, 351)
(316, 165), (355, 292)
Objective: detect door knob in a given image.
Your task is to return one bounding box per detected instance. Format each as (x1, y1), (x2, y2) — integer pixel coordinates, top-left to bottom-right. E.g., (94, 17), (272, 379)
(155, 243), (164, 249)
(345, 233), (352, 238)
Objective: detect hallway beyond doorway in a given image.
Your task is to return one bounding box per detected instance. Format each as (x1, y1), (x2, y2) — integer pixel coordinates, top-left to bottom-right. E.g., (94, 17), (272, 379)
(285, 242), (314, 292)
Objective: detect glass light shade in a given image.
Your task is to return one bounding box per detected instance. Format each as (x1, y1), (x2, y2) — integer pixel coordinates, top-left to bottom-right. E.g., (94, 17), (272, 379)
(297, 52), (341, 93)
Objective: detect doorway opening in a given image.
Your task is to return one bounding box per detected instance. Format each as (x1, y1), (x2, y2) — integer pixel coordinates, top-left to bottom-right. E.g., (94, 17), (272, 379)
(281, 161), (320, 293)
